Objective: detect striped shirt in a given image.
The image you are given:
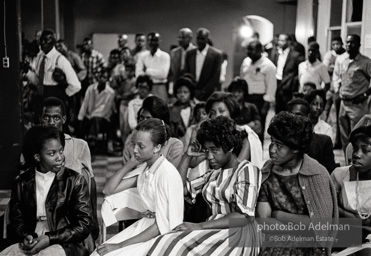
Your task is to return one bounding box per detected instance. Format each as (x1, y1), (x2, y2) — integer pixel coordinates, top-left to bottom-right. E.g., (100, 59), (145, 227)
(82, 49), (105, 85)
(189, 160), (262, 219)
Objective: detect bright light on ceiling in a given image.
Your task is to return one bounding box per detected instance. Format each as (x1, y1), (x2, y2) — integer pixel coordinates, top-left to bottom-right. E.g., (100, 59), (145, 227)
(240, 26), (254, 38)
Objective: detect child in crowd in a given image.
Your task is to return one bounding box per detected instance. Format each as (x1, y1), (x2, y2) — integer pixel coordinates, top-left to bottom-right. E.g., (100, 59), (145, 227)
(127, 75), (152, 131)
(302, 81), (316, 96)
(169, 75), (196, 139)
(1, 126), (93, 256)
(181, 102), (208, 151)
(228, 78), (262, 136)
(117, 63), (137, 145)
(332, 125), (371, 255)
(305, 89), (335, 144)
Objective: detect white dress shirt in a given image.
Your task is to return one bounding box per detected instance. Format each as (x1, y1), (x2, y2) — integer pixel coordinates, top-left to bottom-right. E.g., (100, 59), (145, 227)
(136, 49), (170, 83)
(26, 47), (81, 96)
(276, 47), (290, 80)
(78, 82), (115, 121)
(240, 56), (277, 102)
(35, 170), (56, 218)
(181, 44), (195, 70)
(196, 44), (210, 82)
(298, 60), (330, 92)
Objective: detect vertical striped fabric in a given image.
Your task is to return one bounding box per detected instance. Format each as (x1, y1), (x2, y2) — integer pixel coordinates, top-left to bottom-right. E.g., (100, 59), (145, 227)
(148, 160), (262, 256)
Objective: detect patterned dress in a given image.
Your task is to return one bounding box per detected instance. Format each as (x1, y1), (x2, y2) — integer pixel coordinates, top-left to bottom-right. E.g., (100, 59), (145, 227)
(147, 160), (262, 256)
(258, 172), (326, 256)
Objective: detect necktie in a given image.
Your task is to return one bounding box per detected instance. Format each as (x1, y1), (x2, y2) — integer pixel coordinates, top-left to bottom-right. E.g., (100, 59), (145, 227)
(38, 56), (46, 95)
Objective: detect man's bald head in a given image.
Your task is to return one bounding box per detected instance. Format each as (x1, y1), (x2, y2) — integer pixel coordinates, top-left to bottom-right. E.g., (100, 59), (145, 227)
(178, 28), (193, 49)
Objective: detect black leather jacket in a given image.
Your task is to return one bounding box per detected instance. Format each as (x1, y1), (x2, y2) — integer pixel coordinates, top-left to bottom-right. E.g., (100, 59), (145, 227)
(8, 167), (92, 256)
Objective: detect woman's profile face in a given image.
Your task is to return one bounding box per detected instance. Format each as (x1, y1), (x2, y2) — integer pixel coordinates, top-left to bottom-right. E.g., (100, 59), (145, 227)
(209, 102), (230, 119)
(196, 107), (208, 123)
(203, 141), (230, 170)
(269, 136), (296, 166)
(132, 130), (158, 162)
(36, 138), (65, 173)
(352, 138), (371, 173)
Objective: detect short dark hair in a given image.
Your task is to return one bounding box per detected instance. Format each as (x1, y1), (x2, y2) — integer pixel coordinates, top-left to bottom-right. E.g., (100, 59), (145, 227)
(228, 78), (249, 101)
(83, 37), (92, 42)
(197, 116), (246, 156)
(135, 118), (170, 146)
(138, 96), (170, 124)
(56, 39), (65, 44)
(194, 102), (206, 123)
(308, 41), (320, 51)
(174, 76), (196, 99)
(304, 89), (327, 107)
(136, 75), (153, 91)
(348, 34), (361, 45)
(286, 98), (310, 116)
(42, 97), (66, 116)
(332, 36), (343, 44)
(303, 82), (316, 90)
(349, 125), (371, 146)
(205, 92), (241, 120)
(135, 33), (145, 39)
(110, 49), (121, 56)
(22, 125), (65, 168)
(40, 29), (56, 44)
(268, 111), (313, 154)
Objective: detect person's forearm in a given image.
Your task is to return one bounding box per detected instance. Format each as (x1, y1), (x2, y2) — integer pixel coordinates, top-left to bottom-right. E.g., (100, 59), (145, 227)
(273, 210), (310, 225)
(119, 222), (160, 248)
(201, 212), (246, 229)
(178, 154), (192, 186)
(103, 161), (136, 195)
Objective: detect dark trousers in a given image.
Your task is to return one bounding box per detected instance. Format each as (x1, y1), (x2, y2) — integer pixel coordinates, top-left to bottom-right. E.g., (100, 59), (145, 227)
(275, 79), (293, 114)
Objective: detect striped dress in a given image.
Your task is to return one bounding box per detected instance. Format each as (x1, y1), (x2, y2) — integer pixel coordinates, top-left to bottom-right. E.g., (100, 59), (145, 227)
(148, 160), (263, 256)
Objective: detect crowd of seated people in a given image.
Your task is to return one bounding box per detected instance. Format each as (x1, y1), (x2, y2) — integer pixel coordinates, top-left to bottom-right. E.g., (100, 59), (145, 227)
(2, 25), (371, 255)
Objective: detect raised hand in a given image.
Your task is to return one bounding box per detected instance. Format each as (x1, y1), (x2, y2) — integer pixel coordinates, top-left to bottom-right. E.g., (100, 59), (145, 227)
(186, 141), (207, 157)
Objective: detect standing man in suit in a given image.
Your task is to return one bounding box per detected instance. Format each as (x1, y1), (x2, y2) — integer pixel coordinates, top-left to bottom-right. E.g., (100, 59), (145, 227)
(169, 28), (196, 87)
(185, 28), (223, 101)
(270, 33), (304, 113)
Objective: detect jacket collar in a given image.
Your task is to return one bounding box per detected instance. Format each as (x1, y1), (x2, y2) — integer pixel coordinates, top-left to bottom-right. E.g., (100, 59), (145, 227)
(262, 154), (323, 177)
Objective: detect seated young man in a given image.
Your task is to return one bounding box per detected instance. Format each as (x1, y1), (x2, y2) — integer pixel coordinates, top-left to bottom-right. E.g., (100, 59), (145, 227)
(39, 97), (99, 241)
(78, 68), (115, 150)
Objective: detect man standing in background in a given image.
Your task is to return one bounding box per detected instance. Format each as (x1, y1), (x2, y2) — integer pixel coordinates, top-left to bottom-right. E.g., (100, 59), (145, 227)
(136, 32), (170, 101)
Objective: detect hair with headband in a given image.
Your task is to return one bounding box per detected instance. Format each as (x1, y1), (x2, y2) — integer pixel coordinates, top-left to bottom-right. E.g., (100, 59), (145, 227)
(135, 118), (170, 146)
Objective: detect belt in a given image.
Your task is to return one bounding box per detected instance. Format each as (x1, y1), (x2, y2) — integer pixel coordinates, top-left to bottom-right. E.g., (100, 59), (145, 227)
(152, 82), (166, 85)
(37, 216), (47, 221)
